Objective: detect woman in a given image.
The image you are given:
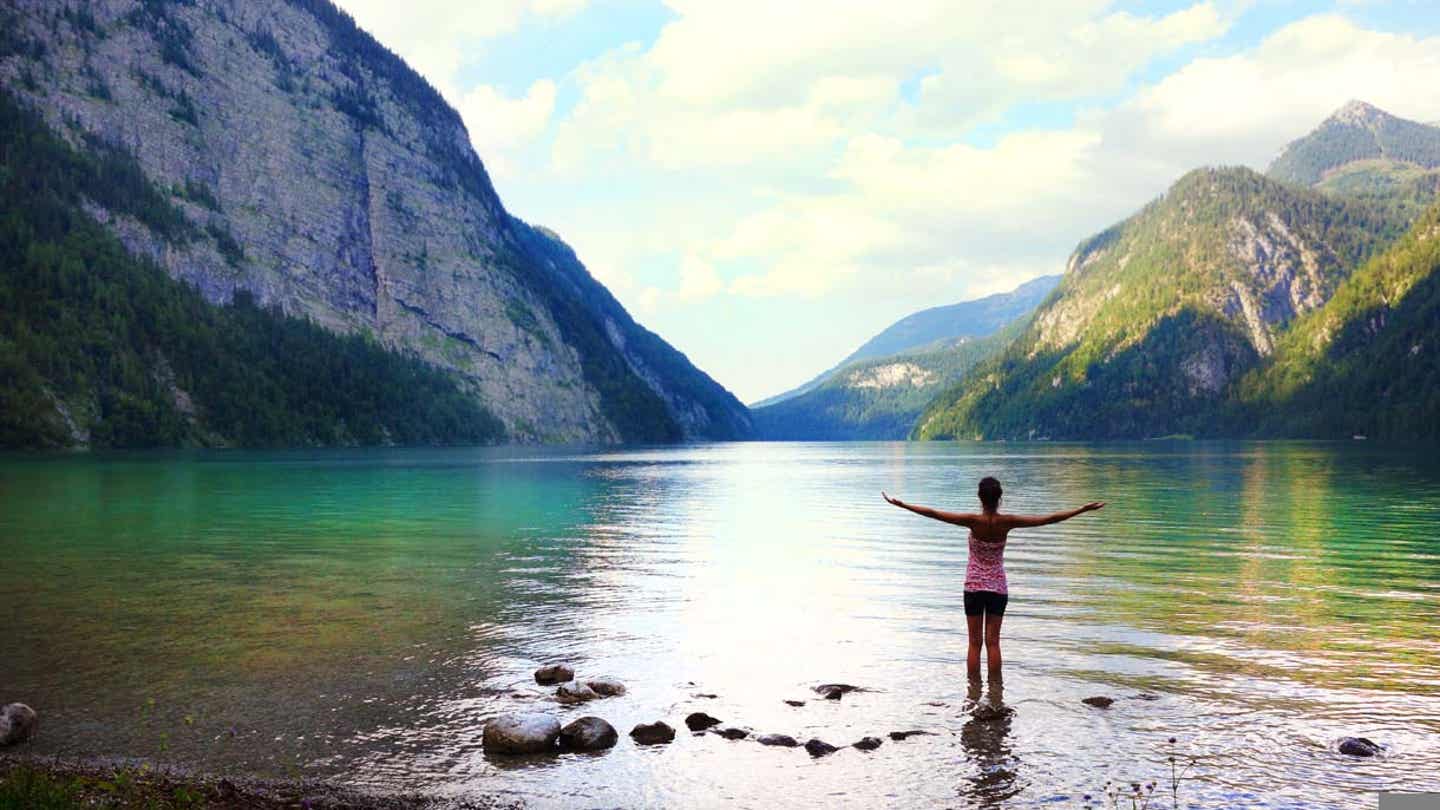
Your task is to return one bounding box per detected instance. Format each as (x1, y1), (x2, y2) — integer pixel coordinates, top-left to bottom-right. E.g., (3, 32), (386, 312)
(882, 478), (1104, 680)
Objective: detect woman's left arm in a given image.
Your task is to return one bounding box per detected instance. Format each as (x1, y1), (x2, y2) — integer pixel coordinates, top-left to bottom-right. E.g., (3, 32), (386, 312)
(882, 491), (976, 527)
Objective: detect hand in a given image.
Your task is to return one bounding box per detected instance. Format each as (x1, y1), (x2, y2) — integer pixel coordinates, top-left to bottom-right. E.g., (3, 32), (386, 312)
(1080, 501), (1106, 512)
(882, 491), (904, 508)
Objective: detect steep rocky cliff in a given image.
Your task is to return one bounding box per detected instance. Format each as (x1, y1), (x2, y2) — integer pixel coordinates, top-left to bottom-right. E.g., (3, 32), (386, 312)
(0, 0), (750, 443)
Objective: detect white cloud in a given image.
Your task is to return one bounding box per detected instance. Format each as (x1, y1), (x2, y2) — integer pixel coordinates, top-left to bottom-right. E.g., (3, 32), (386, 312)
(453, 80), (557, 178)
(332, 0), (587, 101)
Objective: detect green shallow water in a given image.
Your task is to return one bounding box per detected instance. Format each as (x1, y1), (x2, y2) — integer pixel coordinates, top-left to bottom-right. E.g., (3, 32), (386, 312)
(2, 442), (1438, 808)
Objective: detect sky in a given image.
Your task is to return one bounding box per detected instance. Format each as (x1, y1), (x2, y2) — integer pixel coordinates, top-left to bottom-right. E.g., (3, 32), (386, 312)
(332, 0), (1440, 404)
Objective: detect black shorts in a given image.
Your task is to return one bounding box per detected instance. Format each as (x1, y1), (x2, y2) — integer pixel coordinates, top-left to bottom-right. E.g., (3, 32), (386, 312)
(963, 590), (1008, 617)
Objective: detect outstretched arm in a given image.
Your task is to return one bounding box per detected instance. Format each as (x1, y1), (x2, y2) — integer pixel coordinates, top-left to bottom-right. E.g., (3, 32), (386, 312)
(1006, 501), (1105, 528)
(881, 491), (976, 528)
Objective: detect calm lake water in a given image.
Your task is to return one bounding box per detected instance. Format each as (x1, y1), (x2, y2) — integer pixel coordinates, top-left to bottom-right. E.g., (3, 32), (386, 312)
(3, 442), (1439, 808)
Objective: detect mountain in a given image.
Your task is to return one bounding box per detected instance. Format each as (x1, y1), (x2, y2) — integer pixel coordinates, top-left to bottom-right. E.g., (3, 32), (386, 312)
(915, 165), (1418, 440)
(1236, 198), (1440, 438)
(0, 0), (749, 447)
(752, 275), (1059, 409)
(750, 277), (1055, 439)
(750, 325), (1021, 440)
(1268, 100), (1440, 194)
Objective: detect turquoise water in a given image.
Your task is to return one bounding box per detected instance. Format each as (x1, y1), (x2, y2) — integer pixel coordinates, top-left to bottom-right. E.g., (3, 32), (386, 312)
(2, 442), (1439, 808)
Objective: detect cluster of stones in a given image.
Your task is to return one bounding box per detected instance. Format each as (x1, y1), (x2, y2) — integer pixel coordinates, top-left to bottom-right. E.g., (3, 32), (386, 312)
(483, 678), (955, 759)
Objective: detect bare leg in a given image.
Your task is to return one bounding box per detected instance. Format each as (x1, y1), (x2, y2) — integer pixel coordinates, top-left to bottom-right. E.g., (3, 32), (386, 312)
(984, 612), (1005, 681)
(966, 613), (984, 681)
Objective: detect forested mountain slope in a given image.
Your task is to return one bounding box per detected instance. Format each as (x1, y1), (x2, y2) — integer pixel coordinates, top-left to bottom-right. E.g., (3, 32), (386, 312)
(754, 275), (1057, 409)
(1235, 199), (1440, 438)
(0, 0), (749, 446)
(916, 166), (1417, 440)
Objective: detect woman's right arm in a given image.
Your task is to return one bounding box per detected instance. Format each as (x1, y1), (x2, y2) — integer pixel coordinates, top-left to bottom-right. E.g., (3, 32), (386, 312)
(1006, 502), (1105, 528)
(882, 492), (976, 528)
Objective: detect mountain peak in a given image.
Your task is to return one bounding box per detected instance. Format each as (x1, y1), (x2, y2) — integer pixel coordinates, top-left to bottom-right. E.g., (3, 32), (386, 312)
(1267, 101), (1440, 188)
(1328, 99), (1388, 127)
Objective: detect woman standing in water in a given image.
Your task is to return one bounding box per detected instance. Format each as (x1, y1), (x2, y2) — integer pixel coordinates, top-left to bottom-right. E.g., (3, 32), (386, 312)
(883, 478), (1104, 680)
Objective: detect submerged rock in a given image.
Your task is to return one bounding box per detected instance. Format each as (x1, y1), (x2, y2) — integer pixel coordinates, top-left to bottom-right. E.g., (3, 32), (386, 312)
(888, 730), (933, 741)
(804, 738), (838, 757)
(852, 736), (883, 751)
(970, 704), (1014, 723)
(757, 733), (800, 747)
(630, 721), (676, 745)
(692, 692), (718, 699)
(685, 712), (722, 731)
(815, 683), (862, 700)
(483, 713), (560, 755)
(534, 664), (575, 685)
(559, 716), (617, 751)
(1338, 737), (1382, 757)
(586, 677), (626, 697)
(0, 703), (37, 746)
(711, 727), (749, 740)
(784, 700), (806, 707)
(556, 682), (599, 704)
(1082, 696), (1114, 709)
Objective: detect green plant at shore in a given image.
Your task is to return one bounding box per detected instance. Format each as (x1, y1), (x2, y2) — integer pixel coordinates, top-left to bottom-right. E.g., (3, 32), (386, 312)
(0, 763), (205, 810)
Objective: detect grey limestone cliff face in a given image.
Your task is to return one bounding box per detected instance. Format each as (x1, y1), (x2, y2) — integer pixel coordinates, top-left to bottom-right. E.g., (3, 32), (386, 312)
(1, 0), (749, 442)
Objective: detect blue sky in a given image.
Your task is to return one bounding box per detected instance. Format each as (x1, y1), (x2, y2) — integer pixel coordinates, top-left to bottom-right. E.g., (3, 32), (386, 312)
(335, 0), (1440, 402)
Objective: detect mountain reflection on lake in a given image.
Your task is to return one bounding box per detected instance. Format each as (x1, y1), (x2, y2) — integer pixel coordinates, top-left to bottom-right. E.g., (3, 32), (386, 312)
(3, 442), (1438, 808)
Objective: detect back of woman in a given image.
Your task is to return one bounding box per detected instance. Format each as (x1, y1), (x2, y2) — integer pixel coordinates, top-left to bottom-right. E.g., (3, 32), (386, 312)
(882, 477), (1104, 680)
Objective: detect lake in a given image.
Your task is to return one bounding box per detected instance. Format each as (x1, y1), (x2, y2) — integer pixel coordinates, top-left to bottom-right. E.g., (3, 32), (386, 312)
(2, 442), (1438, 808)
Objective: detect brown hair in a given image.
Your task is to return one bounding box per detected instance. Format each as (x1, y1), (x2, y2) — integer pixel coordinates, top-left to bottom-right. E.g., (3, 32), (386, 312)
(978, 477), (1002, 513)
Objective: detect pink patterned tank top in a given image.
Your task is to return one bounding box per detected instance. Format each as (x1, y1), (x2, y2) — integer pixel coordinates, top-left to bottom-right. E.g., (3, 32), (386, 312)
(964, 531), (1008, 594)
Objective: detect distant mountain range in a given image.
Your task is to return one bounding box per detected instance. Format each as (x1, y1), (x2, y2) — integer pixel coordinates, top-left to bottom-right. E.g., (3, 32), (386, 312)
(915, 101), (1440, 441)
(0, 0), (749, 448)
(750, 276), (1058, 439)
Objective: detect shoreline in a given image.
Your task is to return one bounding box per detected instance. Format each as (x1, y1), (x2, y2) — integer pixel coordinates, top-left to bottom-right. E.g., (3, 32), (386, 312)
(0, 755), (523, 809)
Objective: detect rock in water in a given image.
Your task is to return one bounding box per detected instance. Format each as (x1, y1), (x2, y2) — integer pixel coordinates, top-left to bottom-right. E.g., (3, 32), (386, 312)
(630, 721), (676, 745)
(711, 727), (749, 740)
(804, 738), (838, 757)
(534, 664), (575, 685)
(0, 704), (37, 745)
(852, 737), (883, 751)
(1082, 696), (1114, 709)
(556, 682), (599, 704)
(757, 734), (800, 747)
(970, 704), (1014, 723)
(888, 730), (933, 741)
(559, 717), (617, 751)
(586, 677), (626, 697)
(784, 700), (806, 707)
(685, 712), (722, 731)
(483, 713), (561, 755)
(814, 683), (862, 696)
(1338, 737), (1382, 757)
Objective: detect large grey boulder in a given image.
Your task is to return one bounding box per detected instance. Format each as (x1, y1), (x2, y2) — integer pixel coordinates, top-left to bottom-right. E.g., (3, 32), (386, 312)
(556, 682), (599, 704)
(0, 704), (37, 746)
(534, 664), (575, 685)
(586, 677), (626, 697)
(483, 713), (561, 755)
(559, 717), (618, 751)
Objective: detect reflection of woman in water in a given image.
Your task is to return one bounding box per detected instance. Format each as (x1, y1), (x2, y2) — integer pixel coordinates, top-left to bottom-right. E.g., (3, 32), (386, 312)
(883, 477), (1104, 680)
